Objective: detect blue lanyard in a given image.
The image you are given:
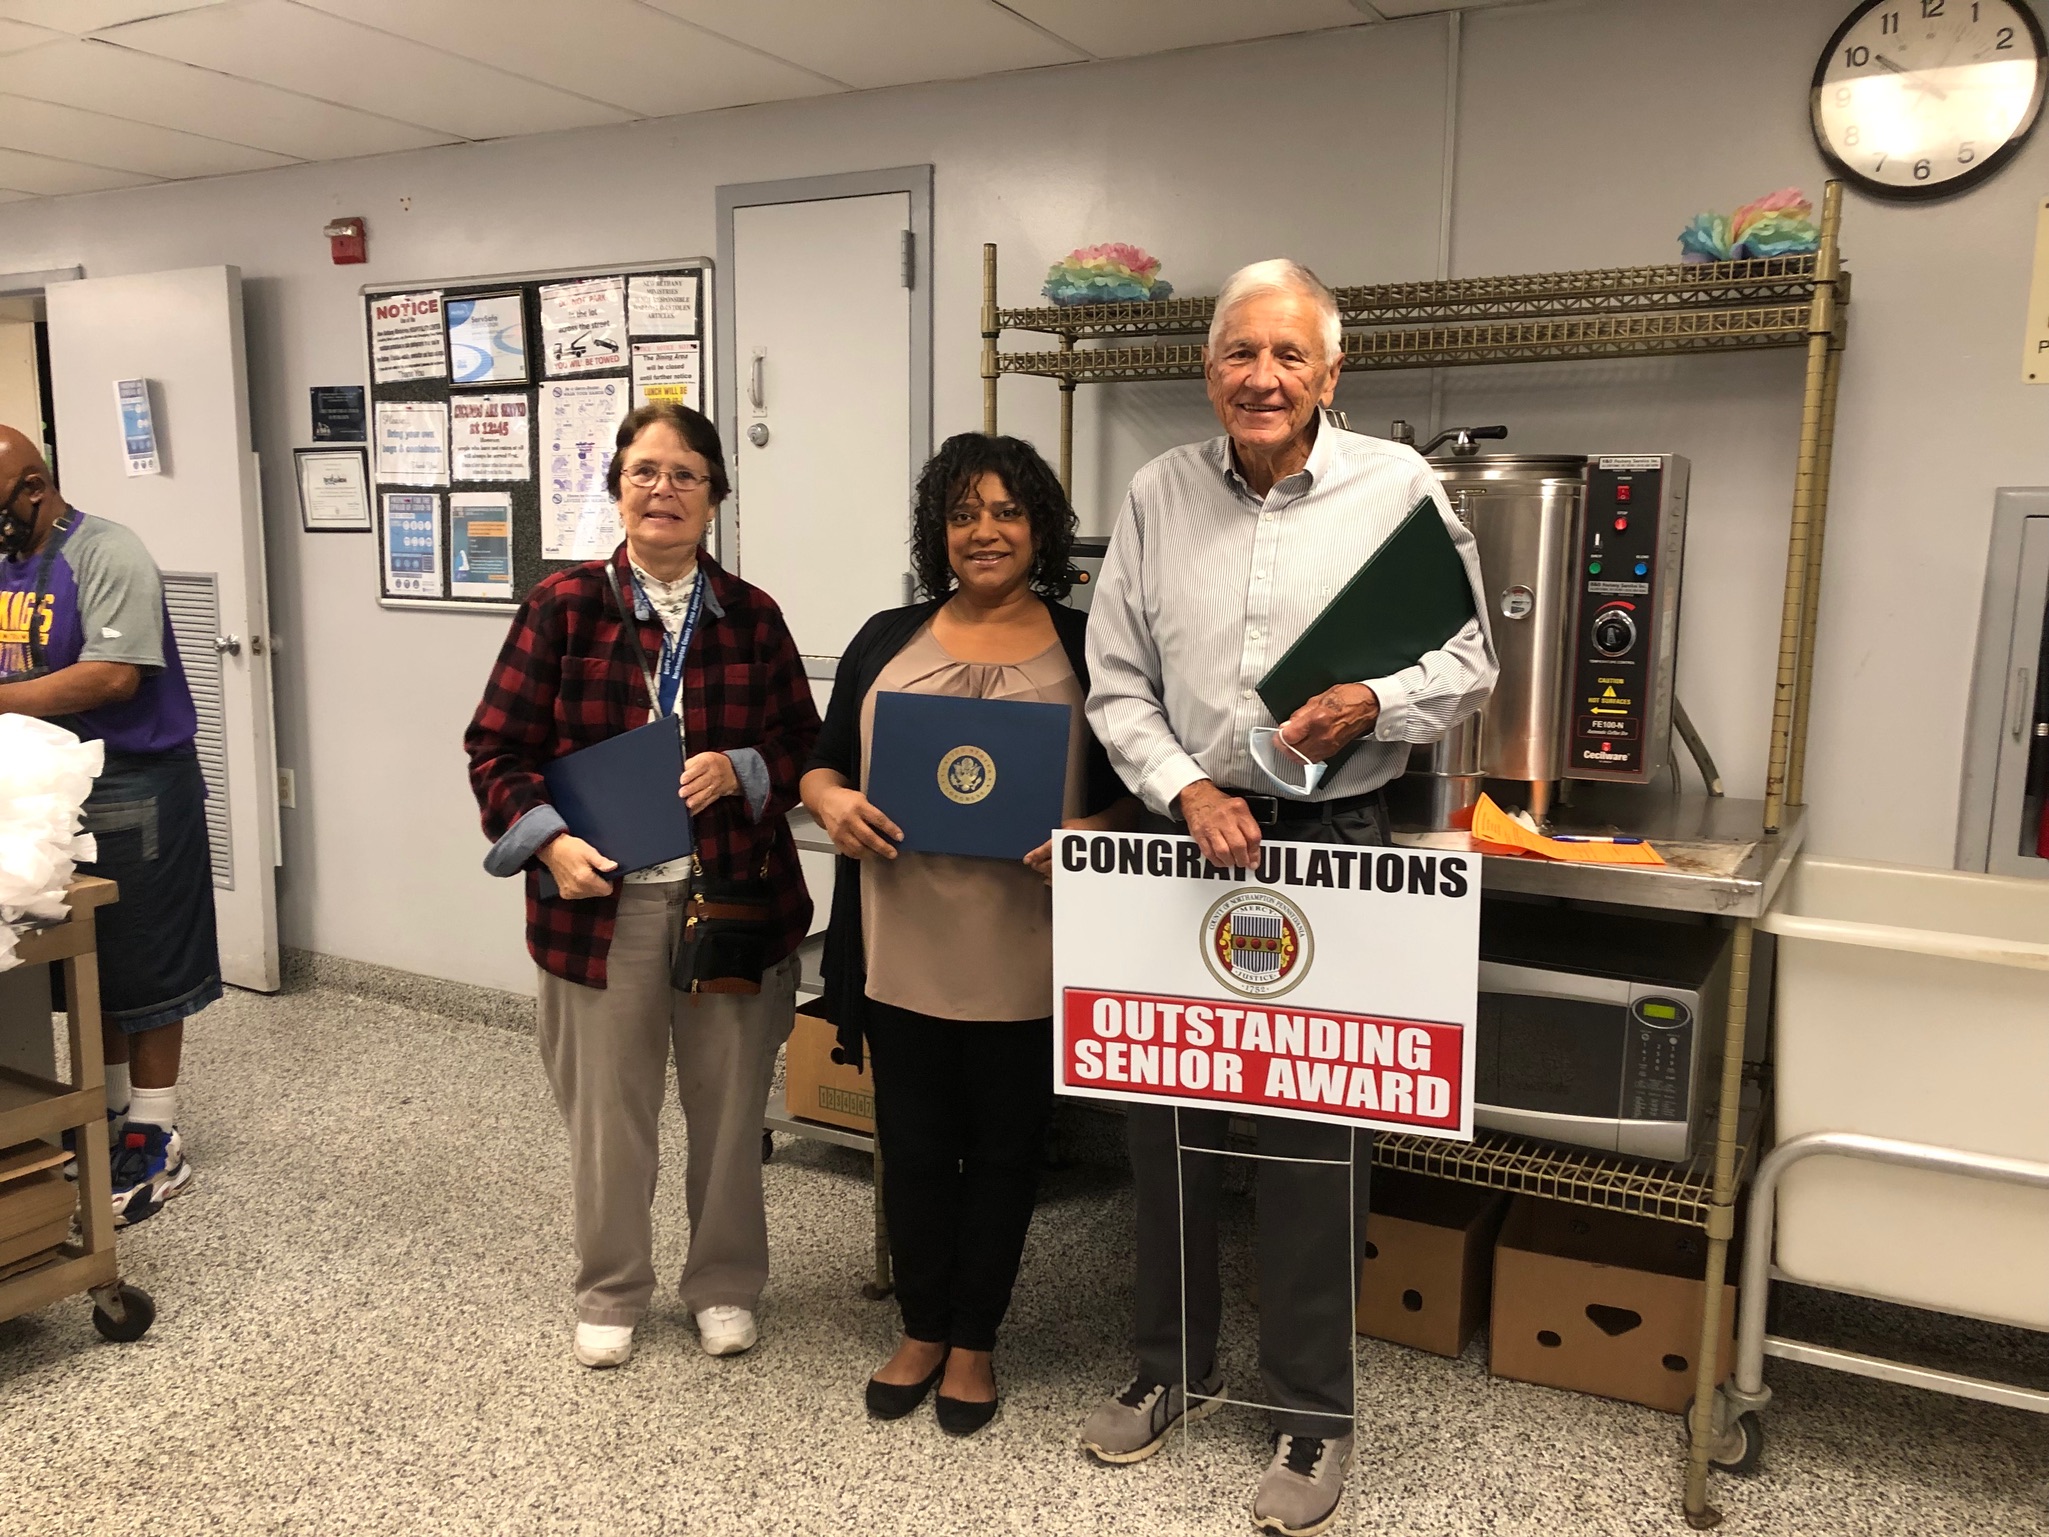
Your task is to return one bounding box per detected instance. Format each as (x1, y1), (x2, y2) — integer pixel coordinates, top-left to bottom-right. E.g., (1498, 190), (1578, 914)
(629, 568), (705, 719)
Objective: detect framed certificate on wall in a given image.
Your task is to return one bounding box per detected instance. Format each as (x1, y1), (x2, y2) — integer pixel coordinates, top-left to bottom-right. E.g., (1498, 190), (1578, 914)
(294, 446), (372, 532)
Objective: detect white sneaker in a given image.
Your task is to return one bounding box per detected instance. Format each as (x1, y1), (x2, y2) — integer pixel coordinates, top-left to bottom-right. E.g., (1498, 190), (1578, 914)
(695, 1305), (757, 1357)
(572, 1321), (634, 1368)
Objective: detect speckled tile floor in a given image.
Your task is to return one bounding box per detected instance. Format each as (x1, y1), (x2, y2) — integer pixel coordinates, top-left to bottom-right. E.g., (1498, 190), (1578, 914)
(2, 984), (2045, 1537)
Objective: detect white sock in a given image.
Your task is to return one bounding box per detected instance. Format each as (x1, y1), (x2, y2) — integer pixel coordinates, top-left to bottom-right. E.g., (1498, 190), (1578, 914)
(127, 1083), (177, 1130)
(104, 1062), (131, 1116)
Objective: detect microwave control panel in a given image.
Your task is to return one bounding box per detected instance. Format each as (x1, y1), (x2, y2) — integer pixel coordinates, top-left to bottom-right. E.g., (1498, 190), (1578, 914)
(1566, 455), (1690, 782)
(1622, 993), (1695, 1124)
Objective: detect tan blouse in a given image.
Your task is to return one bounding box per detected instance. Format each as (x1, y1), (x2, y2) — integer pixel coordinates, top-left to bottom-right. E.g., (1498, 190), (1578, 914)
(859, 621), (1087, 1022)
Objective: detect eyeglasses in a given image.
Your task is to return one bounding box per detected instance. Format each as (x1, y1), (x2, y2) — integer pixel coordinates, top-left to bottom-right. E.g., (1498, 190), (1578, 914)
(622, 463), (711, 492)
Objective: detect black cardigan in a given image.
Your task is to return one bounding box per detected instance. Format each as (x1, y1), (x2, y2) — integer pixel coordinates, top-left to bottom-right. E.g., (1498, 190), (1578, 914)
(804, 598), (1125, 1069)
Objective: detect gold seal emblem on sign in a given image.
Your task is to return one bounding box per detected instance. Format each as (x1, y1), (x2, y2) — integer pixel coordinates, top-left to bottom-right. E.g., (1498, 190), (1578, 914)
(1200, 888), (1313, 999)
(937, 745), (997, 805)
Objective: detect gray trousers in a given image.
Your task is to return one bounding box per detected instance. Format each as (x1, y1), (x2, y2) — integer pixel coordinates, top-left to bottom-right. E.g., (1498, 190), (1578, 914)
(536, 882), (798, 1326)
(1130, 799), (1384, 1436)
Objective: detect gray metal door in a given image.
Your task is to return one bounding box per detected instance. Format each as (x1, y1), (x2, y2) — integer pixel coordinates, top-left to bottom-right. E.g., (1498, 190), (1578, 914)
(1988, 516), (2049, 878)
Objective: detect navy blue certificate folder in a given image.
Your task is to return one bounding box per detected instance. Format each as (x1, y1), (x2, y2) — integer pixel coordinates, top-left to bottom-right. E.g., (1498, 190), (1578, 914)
(540, 715), (692, 881)
(869, 692), (1069, 860)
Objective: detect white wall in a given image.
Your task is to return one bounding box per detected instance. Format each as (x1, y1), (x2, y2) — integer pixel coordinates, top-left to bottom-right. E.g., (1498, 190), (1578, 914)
(0, 0), (2034, 992)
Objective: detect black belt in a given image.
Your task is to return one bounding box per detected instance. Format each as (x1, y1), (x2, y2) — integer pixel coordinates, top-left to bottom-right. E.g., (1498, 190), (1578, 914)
(1213, 787), (1387, 827)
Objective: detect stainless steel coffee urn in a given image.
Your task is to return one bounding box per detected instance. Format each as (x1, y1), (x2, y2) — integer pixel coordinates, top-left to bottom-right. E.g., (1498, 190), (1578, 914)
(1396, 439), (1691, 828)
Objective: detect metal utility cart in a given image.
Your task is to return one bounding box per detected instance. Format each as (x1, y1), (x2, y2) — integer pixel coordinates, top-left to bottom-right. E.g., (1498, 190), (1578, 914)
(0, 876), (155, 1342)
(980, 184), (1849, 1528)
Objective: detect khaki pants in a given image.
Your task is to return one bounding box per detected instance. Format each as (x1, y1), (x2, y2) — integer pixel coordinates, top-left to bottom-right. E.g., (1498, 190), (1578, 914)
(536, 882), (798, 1326)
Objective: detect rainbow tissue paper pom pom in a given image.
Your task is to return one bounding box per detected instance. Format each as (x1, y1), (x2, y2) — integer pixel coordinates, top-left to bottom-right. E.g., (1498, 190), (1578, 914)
(1042, 243), (1174, 306)
(1678, 188), (1820, 263)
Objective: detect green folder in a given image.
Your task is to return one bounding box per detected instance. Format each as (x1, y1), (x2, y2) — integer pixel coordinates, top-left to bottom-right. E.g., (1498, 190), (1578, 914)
(1256, 496), (1477, 725)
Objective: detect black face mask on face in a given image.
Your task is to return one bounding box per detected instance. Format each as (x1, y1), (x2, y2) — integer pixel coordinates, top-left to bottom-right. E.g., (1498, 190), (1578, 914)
(0, 475), (39, 557)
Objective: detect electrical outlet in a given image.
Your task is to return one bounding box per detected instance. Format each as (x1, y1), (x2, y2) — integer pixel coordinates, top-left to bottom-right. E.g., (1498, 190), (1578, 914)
(277, 768), (296, 809)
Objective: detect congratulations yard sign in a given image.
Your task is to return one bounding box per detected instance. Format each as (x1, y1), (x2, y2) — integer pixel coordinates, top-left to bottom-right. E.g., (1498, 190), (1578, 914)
(1051, 832), (1478, 1138)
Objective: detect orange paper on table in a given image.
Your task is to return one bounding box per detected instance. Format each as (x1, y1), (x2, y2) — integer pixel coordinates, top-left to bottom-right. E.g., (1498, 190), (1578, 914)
(1469, 794), (1666, 866)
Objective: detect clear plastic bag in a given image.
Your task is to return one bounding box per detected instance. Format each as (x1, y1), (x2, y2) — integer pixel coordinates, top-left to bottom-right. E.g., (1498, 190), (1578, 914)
(0, 716), (104, 971)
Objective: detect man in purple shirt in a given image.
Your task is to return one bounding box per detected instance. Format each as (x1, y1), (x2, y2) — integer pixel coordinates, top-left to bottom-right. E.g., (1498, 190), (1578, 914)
(0, 423), (218, 1225)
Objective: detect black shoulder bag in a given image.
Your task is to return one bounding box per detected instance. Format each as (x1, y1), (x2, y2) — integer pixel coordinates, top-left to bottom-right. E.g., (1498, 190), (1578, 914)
(605, 564), (778, 995)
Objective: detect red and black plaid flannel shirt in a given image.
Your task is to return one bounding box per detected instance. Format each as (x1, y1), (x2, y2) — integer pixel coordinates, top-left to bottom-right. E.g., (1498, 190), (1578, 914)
(464, 544), (819, 988)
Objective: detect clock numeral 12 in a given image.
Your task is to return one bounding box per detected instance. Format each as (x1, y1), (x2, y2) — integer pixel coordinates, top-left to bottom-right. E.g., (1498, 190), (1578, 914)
(1922, 0), (1945, 19)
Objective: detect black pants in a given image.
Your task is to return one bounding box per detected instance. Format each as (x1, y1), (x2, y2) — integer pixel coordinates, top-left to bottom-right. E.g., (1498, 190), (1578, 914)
(1128, 799), (1384, 1436)
(863, 999), (1054, 1352)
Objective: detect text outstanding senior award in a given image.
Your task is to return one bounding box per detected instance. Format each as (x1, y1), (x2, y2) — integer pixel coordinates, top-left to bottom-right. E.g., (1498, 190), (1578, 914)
(867, 692), (1070, 860)
(1051, 830), (1480, 1138)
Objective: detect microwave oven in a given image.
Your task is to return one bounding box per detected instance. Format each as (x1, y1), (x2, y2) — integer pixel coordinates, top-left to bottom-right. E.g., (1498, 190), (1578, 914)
(1475, 902), (1734, 1161)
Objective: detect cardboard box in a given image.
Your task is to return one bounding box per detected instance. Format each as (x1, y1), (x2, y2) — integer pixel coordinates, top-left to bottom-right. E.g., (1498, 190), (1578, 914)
(1489, 1197), (1735, 1414)
(783, 998), (875, 1134)
(1357, 1170), (1509, 1357)
(0, 1169), (75, 1268)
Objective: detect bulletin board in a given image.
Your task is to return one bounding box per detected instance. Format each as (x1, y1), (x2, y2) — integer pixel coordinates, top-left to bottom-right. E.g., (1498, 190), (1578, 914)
(360, 257), (713, 611)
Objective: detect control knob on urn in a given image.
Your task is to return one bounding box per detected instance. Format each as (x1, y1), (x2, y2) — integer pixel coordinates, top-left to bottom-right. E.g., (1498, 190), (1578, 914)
(1592, 606), (1637, 659)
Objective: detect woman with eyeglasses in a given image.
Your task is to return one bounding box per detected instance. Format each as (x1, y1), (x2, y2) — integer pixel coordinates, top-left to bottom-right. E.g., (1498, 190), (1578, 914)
(466, 402), (819, 1371)
(800, 433), (1135, 1435)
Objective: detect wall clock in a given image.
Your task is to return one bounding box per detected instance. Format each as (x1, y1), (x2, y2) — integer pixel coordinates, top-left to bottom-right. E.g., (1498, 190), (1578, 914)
(1812, 0), (2047, 198)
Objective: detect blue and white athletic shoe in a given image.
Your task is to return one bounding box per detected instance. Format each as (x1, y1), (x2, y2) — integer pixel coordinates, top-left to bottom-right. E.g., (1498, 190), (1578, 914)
(109, 1123), (192, 1228)
(62, 1106), (127, 1181)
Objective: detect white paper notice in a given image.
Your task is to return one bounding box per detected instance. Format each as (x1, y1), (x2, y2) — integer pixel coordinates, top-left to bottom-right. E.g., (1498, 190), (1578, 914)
(368, 290), (447, 384)
(446, 292), (527, 386)
(628, 273), (697, 337)
(450, 492), (513, 600)
(450, 393), (532, 482)
(630, 340), (701, 410)
(541, 379), (625, 560)
(382, 492), (443, 598)
(539, 276), (626, 378)
(374, 401), (449, 487)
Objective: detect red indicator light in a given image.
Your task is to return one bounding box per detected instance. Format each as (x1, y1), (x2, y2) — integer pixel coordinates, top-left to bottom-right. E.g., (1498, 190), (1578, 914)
(1615, 485), (1633, 502)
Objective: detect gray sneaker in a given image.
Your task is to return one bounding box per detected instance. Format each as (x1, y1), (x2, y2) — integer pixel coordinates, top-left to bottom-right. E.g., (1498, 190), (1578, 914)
(1079, 1371), (1226, 1464)
(1253, 1432), (1353, 1537)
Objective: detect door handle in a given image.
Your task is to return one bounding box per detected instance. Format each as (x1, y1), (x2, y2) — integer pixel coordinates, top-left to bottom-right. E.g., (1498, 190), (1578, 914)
(749, 349), (765, 411)
(215, 634), (242, 656)
(2013, 667), (2033, 742)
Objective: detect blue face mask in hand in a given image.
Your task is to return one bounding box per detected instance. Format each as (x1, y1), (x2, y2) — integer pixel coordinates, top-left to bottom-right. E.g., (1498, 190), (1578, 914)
(1249, 726), (1327, 799)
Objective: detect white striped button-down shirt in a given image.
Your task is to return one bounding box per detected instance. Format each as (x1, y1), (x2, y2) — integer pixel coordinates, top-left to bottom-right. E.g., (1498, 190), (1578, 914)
(1085, 422), (1499, 815)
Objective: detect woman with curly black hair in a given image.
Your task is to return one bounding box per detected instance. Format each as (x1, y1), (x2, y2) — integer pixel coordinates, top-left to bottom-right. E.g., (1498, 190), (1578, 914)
(801, 432), (1134, 1435)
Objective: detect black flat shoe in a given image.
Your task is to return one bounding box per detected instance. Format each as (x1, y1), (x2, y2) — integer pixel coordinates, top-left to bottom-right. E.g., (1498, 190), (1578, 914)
(934, 1390), (1000, 1437)
(866, 1358), (947, 1421)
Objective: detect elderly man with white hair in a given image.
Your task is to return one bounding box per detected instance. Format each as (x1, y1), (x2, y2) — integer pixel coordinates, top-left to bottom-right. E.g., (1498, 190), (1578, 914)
(1079, 259), (1496, 1535)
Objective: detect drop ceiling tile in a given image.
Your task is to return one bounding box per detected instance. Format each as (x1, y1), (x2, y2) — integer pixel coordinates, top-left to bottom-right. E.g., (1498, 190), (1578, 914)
(1002, 0), (1370, 57)
(0, 92), (296, 176)
(295, 0), (837, 118)
(4, 38), (455, 158)
(105, 0), (636, 140)
(645, 0), (1083, 90)
(1364, 0), (1513, 16)
(0, 17), (59, 53)
(0, 145), (156, 193)
(0, 1), (223, 32)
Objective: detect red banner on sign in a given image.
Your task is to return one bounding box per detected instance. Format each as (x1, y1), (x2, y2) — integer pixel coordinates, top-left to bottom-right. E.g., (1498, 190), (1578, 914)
(1061, 987), (1464, 1132)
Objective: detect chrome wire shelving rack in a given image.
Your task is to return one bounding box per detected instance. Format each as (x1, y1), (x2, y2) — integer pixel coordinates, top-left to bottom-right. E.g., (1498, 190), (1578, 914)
(983, 249), (1843, 495)
(981, 187), (1850, 1527)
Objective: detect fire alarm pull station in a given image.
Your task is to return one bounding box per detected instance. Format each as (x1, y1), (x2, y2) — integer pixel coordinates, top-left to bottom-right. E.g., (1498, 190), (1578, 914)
(324, 217), (366, 265)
